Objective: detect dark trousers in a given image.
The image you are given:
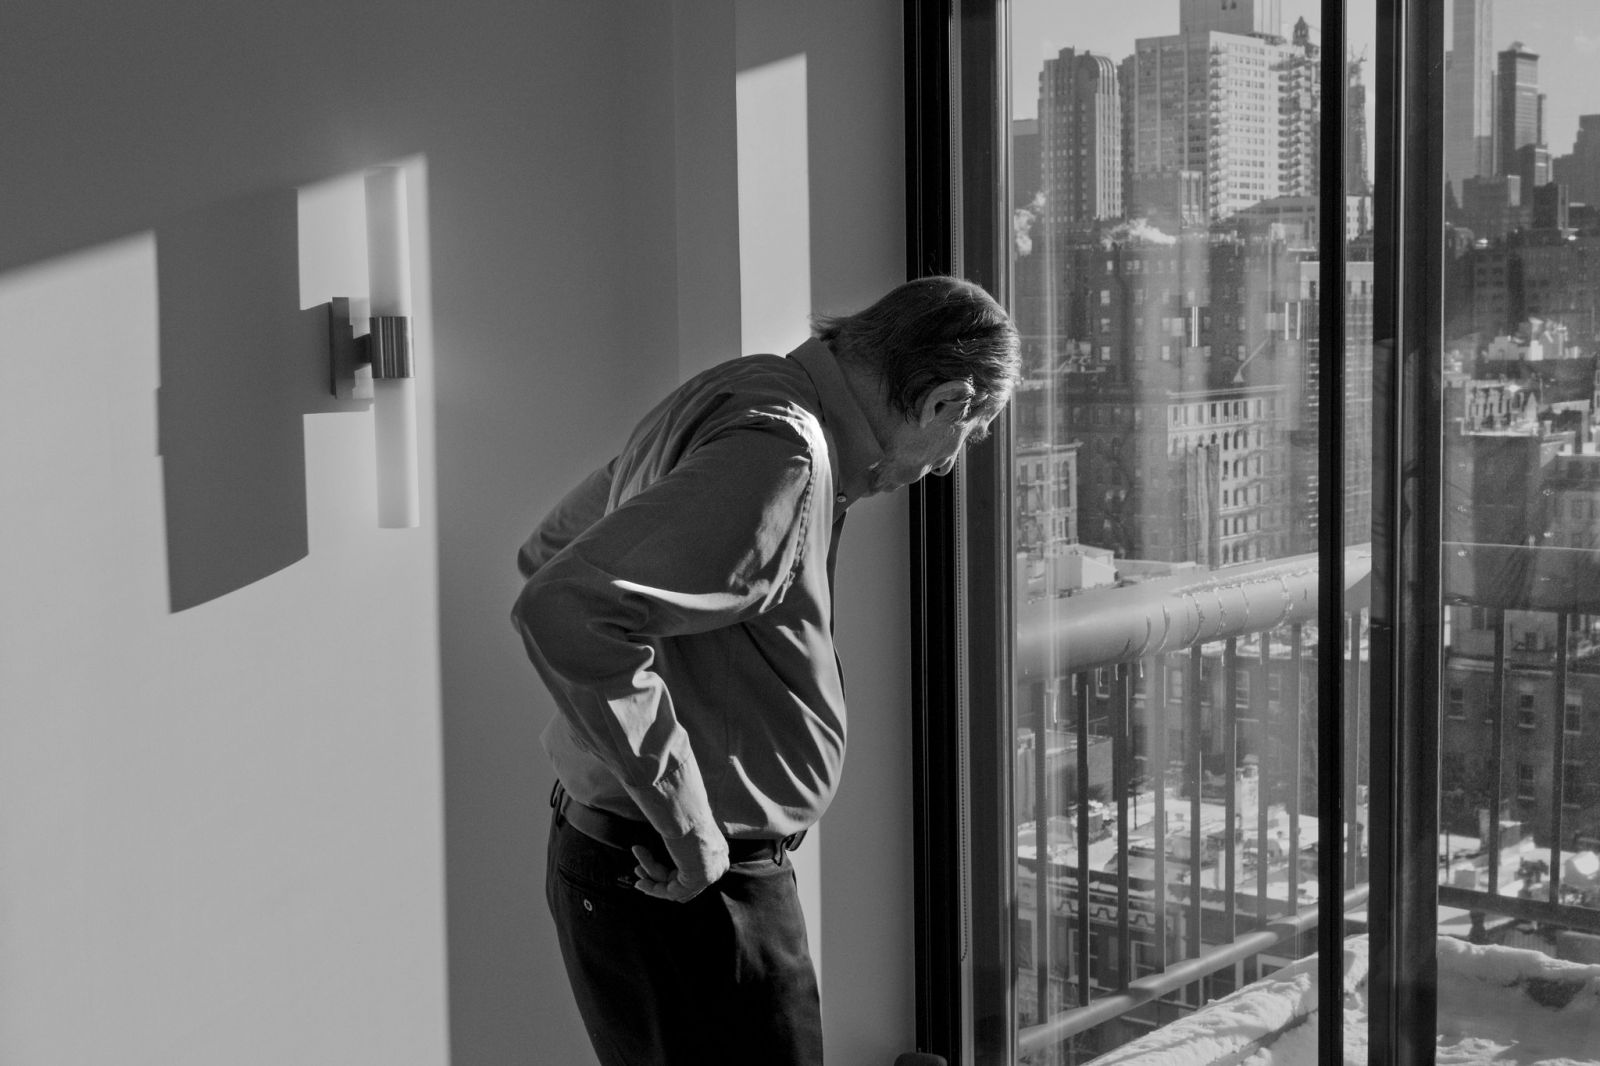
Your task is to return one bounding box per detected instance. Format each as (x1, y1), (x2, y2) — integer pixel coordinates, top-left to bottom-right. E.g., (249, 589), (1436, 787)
(546, 808), (824, 1066)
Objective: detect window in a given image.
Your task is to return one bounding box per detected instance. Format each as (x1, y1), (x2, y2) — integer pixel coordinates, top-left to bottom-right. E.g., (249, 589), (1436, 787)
(1014, 917), (1034, 970)
(1133, 938), (1160, 978)
(1565, 696), (1583, 735)
(911, 1), (1600, 1063)
(1518, 763), (1537, 802)
(1563, 765), (1584, 808)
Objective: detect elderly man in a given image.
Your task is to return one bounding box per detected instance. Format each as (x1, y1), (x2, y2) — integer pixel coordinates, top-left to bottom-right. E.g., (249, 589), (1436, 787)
(513, 275), (1019, 1065)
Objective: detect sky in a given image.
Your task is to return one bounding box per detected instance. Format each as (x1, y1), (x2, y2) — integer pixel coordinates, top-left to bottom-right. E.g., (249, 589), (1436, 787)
(1011, 0), (1600, 154)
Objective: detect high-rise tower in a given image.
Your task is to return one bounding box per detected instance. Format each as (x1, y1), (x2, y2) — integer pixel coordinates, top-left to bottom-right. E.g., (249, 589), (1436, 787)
(1179, 0), (1283, 37)
(1038, 48), (1124, 227)
(1446, 0), (1495, 197)
(1127, 2), (1318, 222)
(1497, 43), (1543, 179)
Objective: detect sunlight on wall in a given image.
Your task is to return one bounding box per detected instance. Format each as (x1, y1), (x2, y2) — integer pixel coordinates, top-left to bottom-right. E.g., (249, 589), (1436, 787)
(0, 168), (445, 1064)
(737, 53), (813, 357)
(734, 49), (825, 979)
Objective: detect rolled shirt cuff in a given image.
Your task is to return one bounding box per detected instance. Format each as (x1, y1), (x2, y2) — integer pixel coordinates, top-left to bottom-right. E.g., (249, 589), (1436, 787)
(623, 757), (717, 841)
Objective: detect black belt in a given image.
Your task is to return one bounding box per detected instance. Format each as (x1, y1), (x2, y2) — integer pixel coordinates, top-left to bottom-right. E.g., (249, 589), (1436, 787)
(551, 782), (805, 866)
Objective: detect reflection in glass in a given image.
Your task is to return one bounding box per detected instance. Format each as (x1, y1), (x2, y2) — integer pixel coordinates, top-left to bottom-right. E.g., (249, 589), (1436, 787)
(1437, 0), (1600, 1061)
(1004, 0), (1372, 1061)
(985, 0), (1600, 1061)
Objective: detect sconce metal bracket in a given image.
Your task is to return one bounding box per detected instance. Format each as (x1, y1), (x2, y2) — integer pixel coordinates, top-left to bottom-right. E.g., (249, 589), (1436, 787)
(328, 297), (375, 401)
(328, 298), (415, 400)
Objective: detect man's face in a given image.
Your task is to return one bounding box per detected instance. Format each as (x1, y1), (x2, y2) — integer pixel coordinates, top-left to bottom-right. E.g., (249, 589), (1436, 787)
(867, 385), (1001, 495)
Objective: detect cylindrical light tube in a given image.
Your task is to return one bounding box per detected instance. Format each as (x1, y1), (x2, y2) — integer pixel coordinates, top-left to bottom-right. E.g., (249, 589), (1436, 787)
(365, 165), (420, 529)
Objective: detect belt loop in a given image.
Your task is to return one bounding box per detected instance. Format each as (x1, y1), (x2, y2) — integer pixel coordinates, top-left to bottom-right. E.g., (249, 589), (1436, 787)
(550, 780), (565, 809)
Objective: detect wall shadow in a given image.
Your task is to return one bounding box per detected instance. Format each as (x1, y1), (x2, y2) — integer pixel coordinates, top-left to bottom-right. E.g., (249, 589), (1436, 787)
(156, 188), (366, 612)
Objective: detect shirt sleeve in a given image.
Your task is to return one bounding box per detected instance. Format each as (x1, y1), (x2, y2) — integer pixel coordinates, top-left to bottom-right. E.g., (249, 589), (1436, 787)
(510, 416), (821, 841)
(517, 457), (618, 581)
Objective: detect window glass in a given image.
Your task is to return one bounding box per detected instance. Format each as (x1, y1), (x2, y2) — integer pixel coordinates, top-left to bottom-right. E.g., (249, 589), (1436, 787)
(1437, 1), (1600, 1058)
(948, 1), (1600, 1061)
(1005, 1), (1373, 1060)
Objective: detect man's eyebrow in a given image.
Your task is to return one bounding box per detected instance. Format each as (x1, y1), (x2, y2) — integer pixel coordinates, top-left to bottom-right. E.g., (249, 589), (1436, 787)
(967, 423), (993, 445)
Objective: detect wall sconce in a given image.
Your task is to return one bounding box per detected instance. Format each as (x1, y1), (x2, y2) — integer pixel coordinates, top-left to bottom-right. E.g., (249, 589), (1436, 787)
(328, 166), (420, 529)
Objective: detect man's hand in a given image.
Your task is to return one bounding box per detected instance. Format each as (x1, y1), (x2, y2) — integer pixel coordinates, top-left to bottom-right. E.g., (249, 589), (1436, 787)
(631, 828), (729, 902)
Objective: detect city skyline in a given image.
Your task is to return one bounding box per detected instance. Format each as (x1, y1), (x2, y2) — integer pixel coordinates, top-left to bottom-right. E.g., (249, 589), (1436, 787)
(1012, 0), (1600, 155)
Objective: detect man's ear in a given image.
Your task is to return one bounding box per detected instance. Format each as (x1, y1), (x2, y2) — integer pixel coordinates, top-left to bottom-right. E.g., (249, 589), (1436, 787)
(917, 380), (976, 427)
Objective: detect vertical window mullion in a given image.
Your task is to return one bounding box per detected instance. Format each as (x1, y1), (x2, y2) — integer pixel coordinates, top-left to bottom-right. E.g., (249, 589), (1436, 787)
(1370, 0), (1446, 1062)
(1315, 0), (1349, 1061)
(954, 5), (1014, 1066)
(905, 2), (963, 1061)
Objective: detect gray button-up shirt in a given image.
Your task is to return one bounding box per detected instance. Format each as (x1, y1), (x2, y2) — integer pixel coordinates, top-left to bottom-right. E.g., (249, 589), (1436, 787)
(513, 339), (883, 842)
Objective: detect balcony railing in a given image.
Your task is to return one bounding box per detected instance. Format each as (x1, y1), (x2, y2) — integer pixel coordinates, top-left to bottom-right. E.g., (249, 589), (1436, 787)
(1011, 544), (1600, 1063)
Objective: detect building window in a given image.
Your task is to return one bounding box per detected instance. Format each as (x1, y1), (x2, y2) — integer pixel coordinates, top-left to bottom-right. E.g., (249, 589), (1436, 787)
(1518, 693), (1538, 731)
(1563, 765), (1584, 809)
(1518, 763), (1537, 801)
(1015, 917), (1034, 970)
(1447, 686), (1466, 720)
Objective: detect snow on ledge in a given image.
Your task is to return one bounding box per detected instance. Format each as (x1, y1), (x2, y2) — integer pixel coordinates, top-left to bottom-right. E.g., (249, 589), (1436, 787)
(1079, 935), (1600, 1066)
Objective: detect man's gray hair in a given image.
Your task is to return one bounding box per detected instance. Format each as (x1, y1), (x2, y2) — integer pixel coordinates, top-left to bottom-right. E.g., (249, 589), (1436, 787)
(812, 276), (1021, 420)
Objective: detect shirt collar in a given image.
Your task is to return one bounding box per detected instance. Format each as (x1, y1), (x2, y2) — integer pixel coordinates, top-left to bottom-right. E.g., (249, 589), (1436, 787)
(788, 338), (884, 507)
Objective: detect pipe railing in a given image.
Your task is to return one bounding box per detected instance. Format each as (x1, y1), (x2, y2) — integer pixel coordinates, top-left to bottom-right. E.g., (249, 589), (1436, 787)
(1018, 887), (1371, 1054)
(1014, 542), (1600, 1062)
(1015, 547), (1371, 679)
(1017, 550), (1369, 1059)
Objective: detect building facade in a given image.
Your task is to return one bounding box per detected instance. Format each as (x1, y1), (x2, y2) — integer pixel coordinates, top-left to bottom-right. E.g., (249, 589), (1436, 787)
(1125, 12), (1319, 224)
(1039, 49), (1125, 227)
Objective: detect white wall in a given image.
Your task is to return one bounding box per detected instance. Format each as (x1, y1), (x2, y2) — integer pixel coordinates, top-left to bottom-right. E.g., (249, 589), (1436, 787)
(1, 4), (678, 1066)
(1, 2), (913, 1065)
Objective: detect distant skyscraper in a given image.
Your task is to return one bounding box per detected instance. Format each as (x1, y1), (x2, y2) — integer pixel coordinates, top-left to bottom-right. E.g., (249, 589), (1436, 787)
(1446, 0), (1495, 197)
(1127, 10), (1319, 222)
(1497, 44), (1543, 179)
(1038, 48), (1123, 227)
(1179, 0), (1283, 37)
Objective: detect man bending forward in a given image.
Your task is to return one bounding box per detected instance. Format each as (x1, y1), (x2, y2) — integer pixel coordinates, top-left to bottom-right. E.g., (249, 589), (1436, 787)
(513, 276), (1019, 1065)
